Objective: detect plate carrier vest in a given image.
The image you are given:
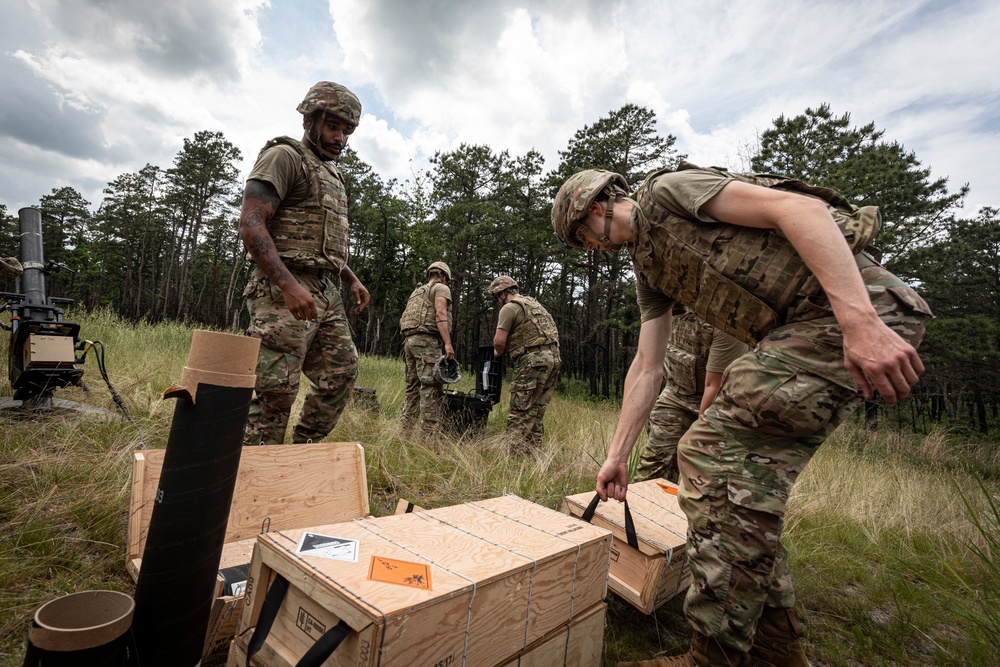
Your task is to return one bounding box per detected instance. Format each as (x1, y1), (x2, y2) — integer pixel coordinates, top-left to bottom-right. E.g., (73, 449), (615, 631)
(253, 136), (349, 271)
(630, 162), (882, 347)
(400, 282), (450, 337)
(506, 296), (559, 359)
(664, 310), (714, 397)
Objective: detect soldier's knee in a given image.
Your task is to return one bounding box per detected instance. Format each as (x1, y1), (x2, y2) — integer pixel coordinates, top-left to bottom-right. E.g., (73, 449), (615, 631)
(256, 388), (297, 411)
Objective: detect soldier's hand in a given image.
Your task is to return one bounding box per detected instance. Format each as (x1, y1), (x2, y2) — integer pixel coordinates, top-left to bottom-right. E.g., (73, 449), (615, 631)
(843, 321), (923, 405)
(283, 281), (318, 321)
(596, 457), (629, 503)
(445, 343), (455, 360)
(351, 281), (370, 314)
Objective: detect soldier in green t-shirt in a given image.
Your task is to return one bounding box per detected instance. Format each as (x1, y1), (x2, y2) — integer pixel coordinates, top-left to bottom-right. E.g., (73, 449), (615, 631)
(238, 82), (370, 446)
(640, 306), (748, 483)
(552, 164), (930, 667)
(399, 262), (455, 435)
(489, 276), (561, 453)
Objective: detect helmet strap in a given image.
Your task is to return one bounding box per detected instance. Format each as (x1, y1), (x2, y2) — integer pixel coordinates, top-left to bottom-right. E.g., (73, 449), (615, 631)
(308, 111), (339, 161)
(579, 198), (622, 250)
(601, 197), (615, 244)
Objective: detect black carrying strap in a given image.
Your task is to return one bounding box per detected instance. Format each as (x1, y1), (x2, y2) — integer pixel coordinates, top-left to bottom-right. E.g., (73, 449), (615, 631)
(296, 620), (351, 667)
(581, 493), (639, 549)
(246, 574), (288, 666)
(245, 574), (351, 667)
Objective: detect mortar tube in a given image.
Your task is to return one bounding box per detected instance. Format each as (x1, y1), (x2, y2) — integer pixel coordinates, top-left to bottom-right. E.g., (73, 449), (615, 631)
(128, 331), (259, 667)
(17, 207), (46, 308)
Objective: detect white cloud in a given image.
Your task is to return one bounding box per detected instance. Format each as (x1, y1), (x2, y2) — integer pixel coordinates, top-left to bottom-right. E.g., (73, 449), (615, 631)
(0, 0), (996, 219)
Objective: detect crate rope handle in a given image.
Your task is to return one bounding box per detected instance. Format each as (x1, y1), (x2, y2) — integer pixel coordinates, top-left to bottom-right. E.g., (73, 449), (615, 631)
(580, 493), (639, 549)
(245, 573), (351, 667)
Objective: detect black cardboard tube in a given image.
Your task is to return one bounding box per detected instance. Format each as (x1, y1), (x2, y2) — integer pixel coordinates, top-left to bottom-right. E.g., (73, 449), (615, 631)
(128, 382), (253, 667)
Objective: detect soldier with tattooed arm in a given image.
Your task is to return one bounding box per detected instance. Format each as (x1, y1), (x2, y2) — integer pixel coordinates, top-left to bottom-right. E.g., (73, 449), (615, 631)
(239, 82), (369, 446)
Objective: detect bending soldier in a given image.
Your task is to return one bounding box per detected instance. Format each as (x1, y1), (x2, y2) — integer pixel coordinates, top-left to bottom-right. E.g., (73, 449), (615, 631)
(239, 81), (370, 445)
(399, 261), (455, 435)
(489, 276), (561, 452)
(552, 161), (930, 667)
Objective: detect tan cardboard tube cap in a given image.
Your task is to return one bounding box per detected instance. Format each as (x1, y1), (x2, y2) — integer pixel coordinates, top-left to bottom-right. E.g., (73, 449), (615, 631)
(163, 330), (260, 403)
(28, 590), (135, 652)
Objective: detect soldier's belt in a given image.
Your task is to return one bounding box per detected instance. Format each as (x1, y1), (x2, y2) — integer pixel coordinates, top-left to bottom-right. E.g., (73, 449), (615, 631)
(401, 330), (441, 340)
(516, 343), (559, 359)
(290, 266), (341, 283)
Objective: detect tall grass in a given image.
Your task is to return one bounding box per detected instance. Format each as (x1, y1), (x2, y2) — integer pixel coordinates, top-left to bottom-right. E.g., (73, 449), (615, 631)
(1, 310), (998, 666)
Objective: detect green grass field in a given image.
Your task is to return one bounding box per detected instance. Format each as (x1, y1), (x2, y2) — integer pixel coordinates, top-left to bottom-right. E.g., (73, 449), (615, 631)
(1, 310), (998, 666)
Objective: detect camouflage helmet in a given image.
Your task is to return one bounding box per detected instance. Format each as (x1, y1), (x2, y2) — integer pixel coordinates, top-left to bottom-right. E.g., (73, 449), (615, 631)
(551, 169), (629, 248)
(432, 355), (461, 385)
(297, 81), (362, 129)
(488, 275), (518, 297)
(427, 261), (451, 281)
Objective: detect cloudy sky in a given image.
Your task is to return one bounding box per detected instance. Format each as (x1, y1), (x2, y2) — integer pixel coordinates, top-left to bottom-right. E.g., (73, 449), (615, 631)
(1, 0), (997, 219)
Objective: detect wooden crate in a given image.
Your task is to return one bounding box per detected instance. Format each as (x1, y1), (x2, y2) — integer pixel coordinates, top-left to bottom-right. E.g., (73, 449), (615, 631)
(231, 494), (612, 667)
(127, 442), (369, 657)
(230, 601), (607, 667)
(497, 601), (605, 667)
(561, 478), (690, 614)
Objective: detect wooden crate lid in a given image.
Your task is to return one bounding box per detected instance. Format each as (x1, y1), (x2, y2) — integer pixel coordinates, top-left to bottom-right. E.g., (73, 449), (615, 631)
(562, 479), (687, 555)
(421, 494), (612, 558)
(127, 442), (369, 570)
(253, 496), (610, 624)
(257, 522), (494, 623)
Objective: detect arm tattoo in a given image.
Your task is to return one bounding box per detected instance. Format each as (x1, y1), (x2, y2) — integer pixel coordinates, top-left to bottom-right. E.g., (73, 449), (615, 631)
(246, 231), (290, 284)
(244, 180), (281, 211)
(240, 179), (285, 278)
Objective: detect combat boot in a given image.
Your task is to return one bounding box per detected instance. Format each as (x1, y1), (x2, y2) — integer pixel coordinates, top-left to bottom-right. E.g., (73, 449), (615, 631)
(617, 632), (753, 667)
(749, 606), (811, 667)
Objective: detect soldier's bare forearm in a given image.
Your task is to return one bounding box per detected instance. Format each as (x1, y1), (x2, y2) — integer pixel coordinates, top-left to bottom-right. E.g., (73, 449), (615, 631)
(245, 231), (292, 285)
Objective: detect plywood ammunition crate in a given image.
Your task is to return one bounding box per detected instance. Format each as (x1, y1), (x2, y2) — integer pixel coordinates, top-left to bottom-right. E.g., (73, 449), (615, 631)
(230, 601), (607, 667)
(497, 601), (605, 667)
(561, 478), (690, 614)
(231, 495), (611, 667)
(127, 442), (369, 657)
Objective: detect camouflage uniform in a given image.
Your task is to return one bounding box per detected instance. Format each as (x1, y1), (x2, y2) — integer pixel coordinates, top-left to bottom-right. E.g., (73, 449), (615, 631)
(629, 164), (932, 653)
(243, 132), (358, 445)
(677, 264), (927, 650)
(553, 163), (931, 658)
(640, 308), (748, 483)
(400, 280), (452, 433)
(500, 295), (561, 449)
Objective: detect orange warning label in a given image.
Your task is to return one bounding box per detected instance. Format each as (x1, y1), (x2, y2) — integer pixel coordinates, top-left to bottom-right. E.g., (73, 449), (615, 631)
(656, 482), (679, 496)
(368, 556), (432, 590)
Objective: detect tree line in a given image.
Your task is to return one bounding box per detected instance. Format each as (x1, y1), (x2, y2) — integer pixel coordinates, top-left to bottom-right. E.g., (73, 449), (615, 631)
(1, 104), (998, 436)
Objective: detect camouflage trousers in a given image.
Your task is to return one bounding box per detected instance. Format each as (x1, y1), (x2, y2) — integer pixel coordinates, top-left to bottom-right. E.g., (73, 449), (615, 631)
(676, 266), (931, 652)
(507, 348), (561, 449)
(401, 333), (445, 434)
(638, 387), (700, 483)
(243, 267), (358, 445)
